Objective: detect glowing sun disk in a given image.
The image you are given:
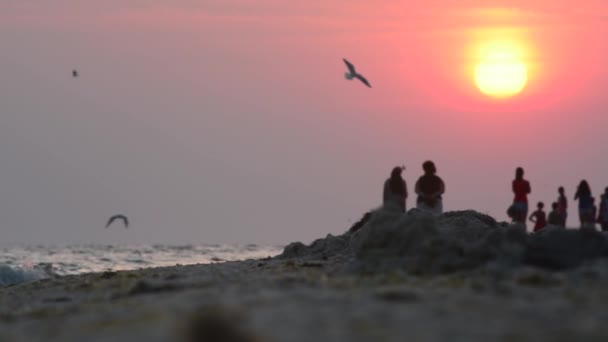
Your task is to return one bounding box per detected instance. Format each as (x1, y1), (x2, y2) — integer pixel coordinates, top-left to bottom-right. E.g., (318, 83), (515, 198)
(475, 50), (528, 98)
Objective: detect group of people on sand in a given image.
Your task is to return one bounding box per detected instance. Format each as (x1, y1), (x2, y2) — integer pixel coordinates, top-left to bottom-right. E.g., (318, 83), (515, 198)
(382, 163), (608, 233)
(382, 160), (445, 215)
(509, 167), (608, 232)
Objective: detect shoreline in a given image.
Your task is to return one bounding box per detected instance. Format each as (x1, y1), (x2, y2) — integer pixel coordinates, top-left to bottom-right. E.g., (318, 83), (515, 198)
(2, 209), (608, 341)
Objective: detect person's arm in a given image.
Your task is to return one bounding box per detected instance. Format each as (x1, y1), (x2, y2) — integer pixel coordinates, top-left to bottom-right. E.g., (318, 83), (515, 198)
(437, 179), (445, 197)
(404, 182), (408, 198)
(415, 180), (422, 197)
(526, 181), (531, 194)
(529, 212), (536, 222)
(430, 180), (445, 199)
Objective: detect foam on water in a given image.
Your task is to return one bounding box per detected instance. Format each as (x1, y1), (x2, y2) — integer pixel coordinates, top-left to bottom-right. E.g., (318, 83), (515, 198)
(0, 264), (51, 287)
(0, 244), (283, 286)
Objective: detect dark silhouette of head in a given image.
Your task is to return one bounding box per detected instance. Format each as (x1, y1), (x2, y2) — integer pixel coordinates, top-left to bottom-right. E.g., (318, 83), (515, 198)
(537, 202), (544, 209)
(552, 202), (558, 210)
(558, 186), (565, 195)
(390, 166), (403, 179)
(422, 161), (436, 175)
(515, 167), (524, 180)
(577, 180), (591, 197)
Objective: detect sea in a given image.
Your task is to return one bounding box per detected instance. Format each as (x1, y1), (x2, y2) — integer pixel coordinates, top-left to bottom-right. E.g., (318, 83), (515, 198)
(0, 244), (284, 287)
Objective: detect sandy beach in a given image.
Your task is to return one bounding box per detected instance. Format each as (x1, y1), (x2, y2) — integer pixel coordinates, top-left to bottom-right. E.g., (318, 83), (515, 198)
(2, 209), (608, 342)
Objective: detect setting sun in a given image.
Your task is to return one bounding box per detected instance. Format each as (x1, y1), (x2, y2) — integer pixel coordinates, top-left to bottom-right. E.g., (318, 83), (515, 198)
(475, 50), (528, 98)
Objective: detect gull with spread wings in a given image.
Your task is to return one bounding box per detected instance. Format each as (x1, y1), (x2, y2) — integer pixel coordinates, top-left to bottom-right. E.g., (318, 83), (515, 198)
(343, 58), (371, 88)
(105, 214), (129, 229)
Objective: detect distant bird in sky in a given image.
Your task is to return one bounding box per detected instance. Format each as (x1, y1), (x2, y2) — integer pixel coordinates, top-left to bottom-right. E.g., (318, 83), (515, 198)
(72, 70), (78, 78)
(106, 214), (129, 229)
(343, 58), (371, 88)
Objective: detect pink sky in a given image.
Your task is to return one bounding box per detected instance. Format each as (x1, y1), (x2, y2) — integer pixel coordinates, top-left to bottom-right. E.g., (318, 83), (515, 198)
(1, 1), (608, 245)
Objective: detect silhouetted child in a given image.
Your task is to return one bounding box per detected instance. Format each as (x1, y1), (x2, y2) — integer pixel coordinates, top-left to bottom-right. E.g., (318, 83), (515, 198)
(529, 202), (547, 232)
(547, 202), (561, 226)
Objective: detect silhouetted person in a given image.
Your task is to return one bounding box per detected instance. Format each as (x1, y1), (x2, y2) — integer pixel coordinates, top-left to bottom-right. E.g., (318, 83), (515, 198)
(598, 187), (608, 232)
(547, 202), (562, 226)
(383, 166), (407, 212)
(72, 70), (78, 78)
(556, 186), (568, 227)
(529, 202), (547, 232)
(574, 180), (593, 228)
(511, 167), (531, 226)
(415, 161), (445, 215)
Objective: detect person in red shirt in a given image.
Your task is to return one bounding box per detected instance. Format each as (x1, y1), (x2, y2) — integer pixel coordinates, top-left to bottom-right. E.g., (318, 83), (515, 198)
(512, 167), (531, 226)
(529, 201), (547, 232)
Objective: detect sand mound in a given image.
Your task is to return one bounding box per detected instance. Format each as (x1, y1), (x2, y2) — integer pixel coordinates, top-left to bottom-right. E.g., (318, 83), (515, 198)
(525, 227), (608, 270)
(280, 208), (608, 274)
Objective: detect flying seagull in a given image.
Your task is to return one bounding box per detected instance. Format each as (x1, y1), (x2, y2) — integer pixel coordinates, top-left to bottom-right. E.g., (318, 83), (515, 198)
(72, 70), (78, 78)
(106, 214), (129, 229)
(343, 58), (371, 88)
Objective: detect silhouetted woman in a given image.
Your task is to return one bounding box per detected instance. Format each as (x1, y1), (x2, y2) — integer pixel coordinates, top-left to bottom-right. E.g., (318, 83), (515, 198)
(512, 167), (531, 225)
(574, 180), (593, 228)
(415, 161), (445, 215)
(383, 166), (407, 212)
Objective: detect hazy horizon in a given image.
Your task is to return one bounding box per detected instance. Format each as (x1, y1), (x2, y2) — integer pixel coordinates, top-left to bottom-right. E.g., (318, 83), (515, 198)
(2, 1), (608, 246)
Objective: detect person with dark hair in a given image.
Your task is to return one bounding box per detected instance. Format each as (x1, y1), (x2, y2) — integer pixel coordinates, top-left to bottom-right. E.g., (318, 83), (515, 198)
(415, 161), (445, 215)
(556, 186), (568, 227)
(574, 180), (593, 228)
(598, 187), (608, 231)
(383, 166), (407, 212)
(511, 167), (531, 225)
(547, 202), (562, 226)
(529, 202), (547, 232)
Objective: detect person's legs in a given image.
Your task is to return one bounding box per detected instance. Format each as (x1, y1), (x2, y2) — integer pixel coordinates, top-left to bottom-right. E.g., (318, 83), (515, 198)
(432, 199), (443, 215)
(416, 201), (425, 211)
(513, 202), (527, 224)
(417, 201), (442, 216)
(579, 208), (593, 229)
